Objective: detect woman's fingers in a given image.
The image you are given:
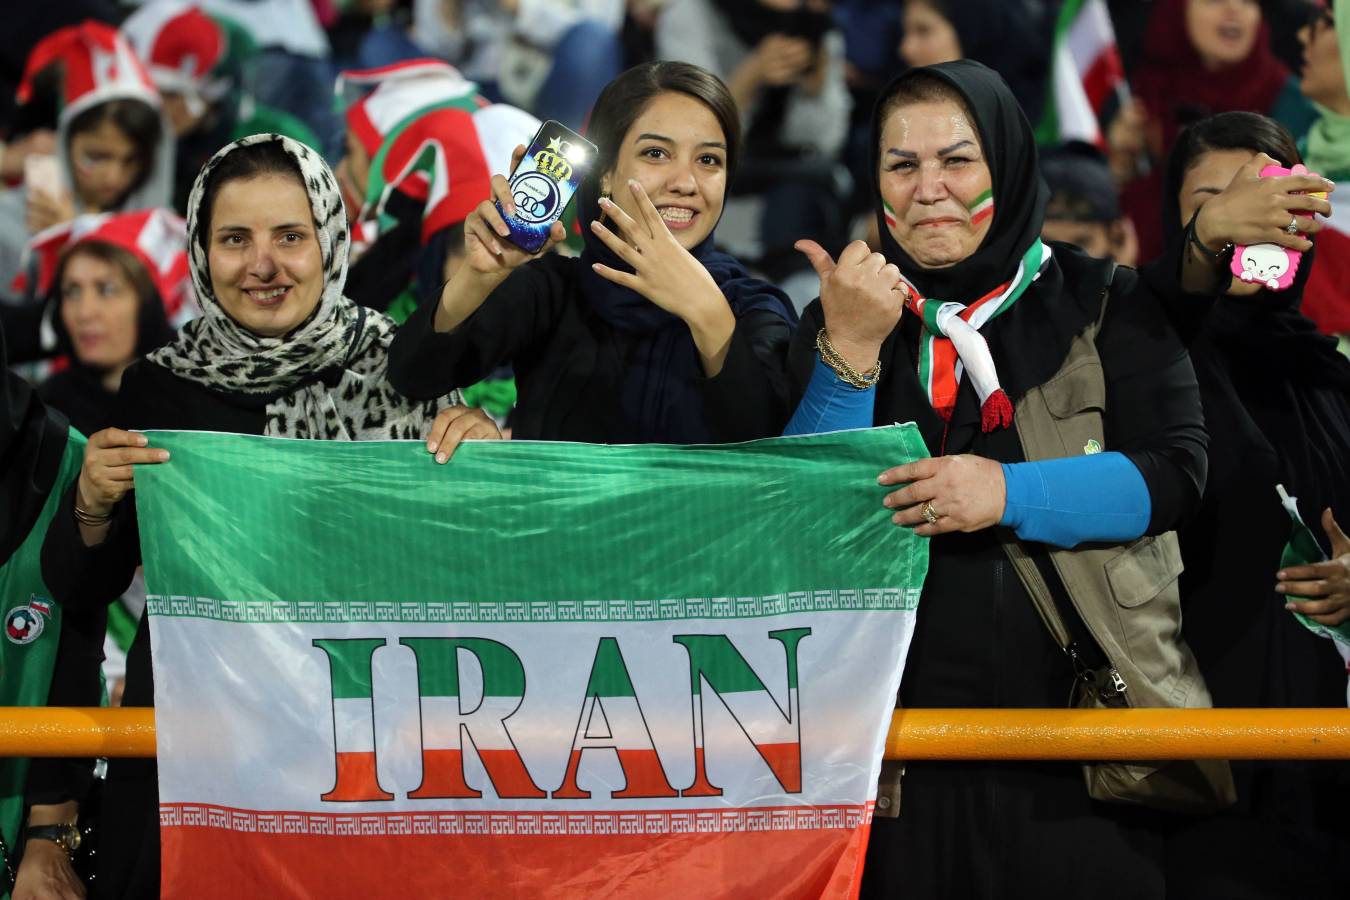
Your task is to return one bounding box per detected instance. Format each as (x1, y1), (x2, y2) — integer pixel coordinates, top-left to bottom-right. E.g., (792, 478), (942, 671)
(465, 214), (506, 257)
(628, 179), (664, 238)
(493, 170), (517, 217)
(882, 482), (936, 510)
(90, 427), (149, 450)
(429, 406), (501, 464)
(477, 197), (512, 239)
(598, 196), (644, 244)
(99, 446), (170, 468)
(878, 457), (937, 486)
(589, 220), (643, 268)
(590, 262), (641, 291)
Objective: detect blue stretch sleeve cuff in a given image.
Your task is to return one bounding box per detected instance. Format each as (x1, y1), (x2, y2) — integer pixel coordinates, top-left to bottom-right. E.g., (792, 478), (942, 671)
(999, 452), (1151, 549)
(783, 357), (876, 436)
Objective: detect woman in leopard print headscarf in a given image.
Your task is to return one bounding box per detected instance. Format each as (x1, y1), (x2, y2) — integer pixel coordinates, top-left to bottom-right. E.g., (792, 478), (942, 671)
(38, 134), (494, 899)
(151, 133), (455, 439)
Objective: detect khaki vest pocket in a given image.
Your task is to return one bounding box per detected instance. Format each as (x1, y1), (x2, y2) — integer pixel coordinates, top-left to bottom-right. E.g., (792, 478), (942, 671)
(1104, 534), (1184, 609)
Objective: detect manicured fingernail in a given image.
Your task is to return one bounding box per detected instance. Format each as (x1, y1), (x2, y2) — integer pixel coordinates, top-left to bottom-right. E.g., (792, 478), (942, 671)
(157, 450), (170, 461)
(427, 441), (438, 453)
(496, 223), (509, 237)
(599, 197), (612, 208)
(436, 452), (449, 464)
(1275, 585), (1287, 593)
(136, 435), (149, 446)
(629, 179), (640, 191)
(892, 512), (903, 524)
(591, 263), (602, 272)
(1276, 570), (1286, 579)
(1284, 602), (1296, 610)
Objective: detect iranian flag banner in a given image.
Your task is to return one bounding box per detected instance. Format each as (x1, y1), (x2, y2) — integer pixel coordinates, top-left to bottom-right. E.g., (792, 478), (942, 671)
(134, 427), (930, 898)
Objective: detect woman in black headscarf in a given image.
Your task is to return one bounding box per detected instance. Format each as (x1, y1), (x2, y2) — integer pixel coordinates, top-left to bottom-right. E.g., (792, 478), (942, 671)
(785, 60), (1224, 898)
(388, 61), (798, 444)
(1155, 110), (1350, 898)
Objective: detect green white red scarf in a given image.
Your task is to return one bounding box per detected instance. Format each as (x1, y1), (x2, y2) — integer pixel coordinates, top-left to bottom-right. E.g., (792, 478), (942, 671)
(901, 240), (1051, 431)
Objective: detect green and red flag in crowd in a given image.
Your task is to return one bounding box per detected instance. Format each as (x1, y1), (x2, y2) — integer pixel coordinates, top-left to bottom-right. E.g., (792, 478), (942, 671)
(135, 427), (930, 898)
(1036, 0), (1128, 148)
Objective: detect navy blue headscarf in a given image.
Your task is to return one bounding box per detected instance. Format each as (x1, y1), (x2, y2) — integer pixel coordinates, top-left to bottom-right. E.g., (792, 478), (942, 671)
(572, 156), (797, 443)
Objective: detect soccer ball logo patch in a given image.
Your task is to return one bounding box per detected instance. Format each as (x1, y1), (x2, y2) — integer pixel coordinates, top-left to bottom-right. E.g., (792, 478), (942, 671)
(5, 600), (49, 645)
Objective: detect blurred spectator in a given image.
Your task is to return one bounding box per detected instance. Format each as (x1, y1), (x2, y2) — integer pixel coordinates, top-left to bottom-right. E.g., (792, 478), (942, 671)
(1297, 0), (1350, 341)
(897, 0), (1051, 126)
(656, 0), (851, 292)
(1125, 0), (1318, 260)
(187, 0), (342, 153)
(498, 0), (626, 130)
(33, 210), (186, 433)
(335, 59), (539, 319)
(413, 0), (512, 90)
(0, 23), (174, 299)
(122, 1), (322, 212)
(1040, 141), (1138, 265)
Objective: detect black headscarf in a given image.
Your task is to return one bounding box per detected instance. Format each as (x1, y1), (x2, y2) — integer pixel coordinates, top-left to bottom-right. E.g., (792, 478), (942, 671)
(864, 61), (1105, 452)
(1161, 134), (1350, 544)
(571, 157), (797, 443)
(871, 60), (1049, 302)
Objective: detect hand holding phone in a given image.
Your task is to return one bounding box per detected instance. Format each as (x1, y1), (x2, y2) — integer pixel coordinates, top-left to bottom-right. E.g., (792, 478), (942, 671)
(462, 145), (568, 278)
(495, 120), (595, 254)
(24, 154), (74, 235)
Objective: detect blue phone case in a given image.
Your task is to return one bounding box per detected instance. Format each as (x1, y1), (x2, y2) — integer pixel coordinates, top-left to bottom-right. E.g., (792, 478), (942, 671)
(497, 120), (596, 254)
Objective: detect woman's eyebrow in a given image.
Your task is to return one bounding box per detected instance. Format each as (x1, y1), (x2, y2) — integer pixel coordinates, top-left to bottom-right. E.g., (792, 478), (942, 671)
(886, 148), (918, 160)
(936, 140), (975, 155)
(634, 132), (674, 144)
(271, 222), (310, 231)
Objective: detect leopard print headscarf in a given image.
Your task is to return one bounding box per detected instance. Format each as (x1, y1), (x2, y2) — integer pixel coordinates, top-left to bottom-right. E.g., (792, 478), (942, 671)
(147, 133), (456, 439)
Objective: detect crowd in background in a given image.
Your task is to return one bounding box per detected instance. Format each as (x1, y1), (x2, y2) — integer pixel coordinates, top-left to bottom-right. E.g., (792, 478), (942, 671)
(1, 0), (1350, 898)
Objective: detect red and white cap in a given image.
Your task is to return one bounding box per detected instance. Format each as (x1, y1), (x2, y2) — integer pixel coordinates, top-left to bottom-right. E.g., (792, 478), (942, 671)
(121, 2), (229, 110)
(17, 20), (160, 123)
(15, 208), (195, 326)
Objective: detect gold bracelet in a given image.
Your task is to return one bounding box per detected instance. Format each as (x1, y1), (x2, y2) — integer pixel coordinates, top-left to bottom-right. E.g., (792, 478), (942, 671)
(73, 500), (112, 527)
(816, 328), (881, 389)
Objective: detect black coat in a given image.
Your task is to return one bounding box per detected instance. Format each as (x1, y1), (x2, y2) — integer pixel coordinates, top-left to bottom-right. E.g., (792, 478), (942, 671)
(388, 254), (795, 444)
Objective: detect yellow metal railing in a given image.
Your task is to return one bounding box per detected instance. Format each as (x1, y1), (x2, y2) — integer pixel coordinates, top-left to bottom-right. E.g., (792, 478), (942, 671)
(0, 707), (1347, 759)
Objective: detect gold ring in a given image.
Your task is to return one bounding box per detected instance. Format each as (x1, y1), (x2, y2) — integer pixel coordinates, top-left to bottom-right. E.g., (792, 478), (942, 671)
(921, 501), (939, 525)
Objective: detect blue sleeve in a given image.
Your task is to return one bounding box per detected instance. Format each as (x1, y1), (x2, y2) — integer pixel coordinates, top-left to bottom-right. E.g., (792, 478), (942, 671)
(783, 357), (875, 436)
(999, 452), (1152, 549)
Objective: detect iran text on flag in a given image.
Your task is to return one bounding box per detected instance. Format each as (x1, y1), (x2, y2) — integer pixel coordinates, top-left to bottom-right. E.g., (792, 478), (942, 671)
(1037, 0), (1127, 147)
(135, 428), (930, 898)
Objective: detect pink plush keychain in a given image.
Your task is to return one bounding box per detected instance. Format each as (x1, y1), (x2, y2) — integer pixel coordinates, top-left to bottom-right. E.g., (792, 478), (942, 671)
(1229, 164), (1326, 291)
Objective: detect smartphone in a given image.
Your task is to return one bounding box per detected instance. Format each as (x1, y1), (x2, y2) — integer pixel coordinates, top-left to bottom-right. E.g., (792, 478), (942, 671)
(496, 120), (596, 255)
(24, 154), (64, 200)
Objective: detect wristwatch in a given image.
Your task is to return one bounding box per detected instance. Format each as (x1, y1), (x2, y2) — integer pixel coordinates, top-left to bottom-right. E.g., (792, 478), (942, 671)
(26, 823), (81, 853)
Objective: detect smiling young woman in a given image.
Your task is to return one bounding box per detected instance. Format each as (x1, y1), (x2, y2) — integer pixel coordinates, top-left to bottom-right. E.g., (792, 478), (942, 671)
(389, 61), (799, 444)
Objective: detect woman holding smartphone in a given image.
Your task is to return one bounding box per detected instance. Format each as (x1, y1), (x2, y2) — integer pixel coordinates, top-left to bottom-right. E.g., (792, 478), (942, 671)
(388, 61), (799, 446)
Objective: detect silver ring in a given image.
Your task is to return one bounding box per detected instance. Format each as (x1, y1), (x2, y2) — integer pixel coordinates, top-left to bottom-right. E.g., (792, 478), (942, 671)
(921, 501), (940, 525)
(1286, 216), (1299, 235)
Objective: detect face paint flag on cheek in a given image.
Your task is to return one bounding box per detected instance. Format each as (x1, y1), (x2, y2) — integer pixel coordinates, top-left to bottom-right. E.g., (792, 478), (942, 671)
(883, 200), (899, 230)
(968, 189), (994, 228)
